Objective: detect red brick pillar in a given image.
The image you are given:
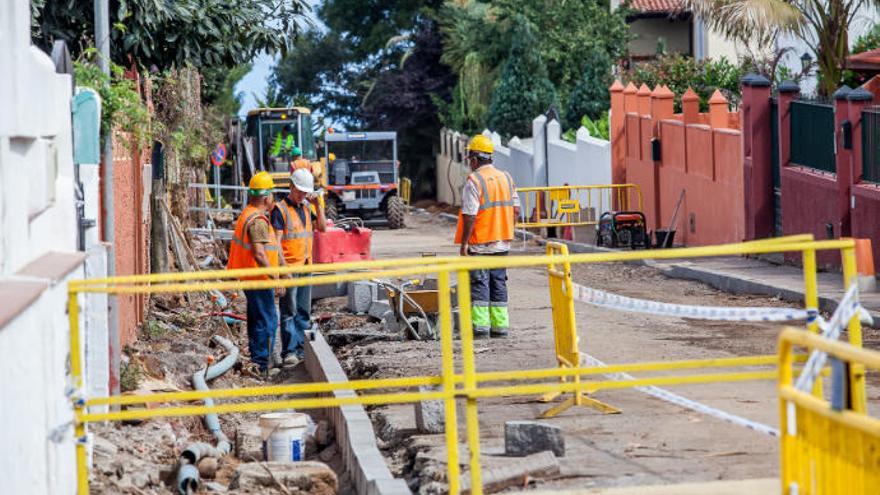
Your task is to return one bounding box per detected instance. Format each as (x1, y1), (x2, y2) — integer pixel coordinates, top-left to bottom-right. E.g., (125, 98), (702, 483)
(682, 88), (700, 124)
(610, 80), (626, 185)
(834, 86), (853, 237)
(741, 74), (773, 240)
(846, 87), (874, 237)
(777, 81), (800, 169)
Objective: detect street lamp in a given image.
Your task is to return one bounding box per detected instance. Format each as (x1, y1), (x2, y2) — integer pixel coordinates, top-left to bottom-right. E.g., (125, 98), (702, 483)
(801, 51), (813, 73)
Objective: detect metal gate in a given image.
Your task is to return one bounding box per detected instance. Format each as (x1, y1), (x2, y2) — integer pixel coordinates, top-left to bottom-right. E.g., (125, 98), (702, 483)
(861, 107), (880, 183)
(790, 98), (836, 174)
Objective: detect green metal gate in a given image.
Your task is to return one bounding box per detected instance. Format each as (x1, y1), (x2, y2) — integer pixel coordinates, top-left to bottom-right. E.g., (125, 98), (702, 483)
(861, 107), (880, 183)
(790, 99), (835, 173)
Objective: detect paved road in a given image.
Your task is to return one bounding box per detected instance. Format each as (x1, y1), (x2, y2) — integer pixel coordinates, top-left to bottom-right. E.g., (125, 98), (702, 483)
(350, 212), (877, 492)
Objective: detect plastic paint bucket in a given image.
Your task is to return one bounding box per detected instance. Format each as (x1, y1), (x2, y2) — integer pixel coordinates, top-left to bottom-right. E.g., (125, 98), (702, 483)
(259, 412), (308, 462)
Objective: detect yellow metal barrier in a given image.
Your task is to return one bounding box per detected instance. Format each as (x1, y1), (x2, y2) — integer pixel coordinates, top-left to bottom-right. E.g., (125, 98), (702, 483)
(778, 328), (880, 494)
(68, 236), (863, 495)
(541, 241), (620, 416)
(399, 177), (412, 205)
(516, 183), (642, 230)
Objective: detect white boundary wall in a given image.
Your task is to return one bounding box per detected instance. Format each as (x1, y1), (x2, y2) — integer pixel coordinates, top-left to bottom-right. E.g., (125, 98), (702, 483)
(0, 1), (107, 492)
(436, 115), (612, 205)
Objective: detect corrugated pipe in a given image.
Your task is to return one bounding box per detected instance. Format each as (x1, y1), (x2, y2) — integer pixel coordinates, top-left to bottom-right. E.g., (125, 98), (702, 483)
(177, 335), (239, 494)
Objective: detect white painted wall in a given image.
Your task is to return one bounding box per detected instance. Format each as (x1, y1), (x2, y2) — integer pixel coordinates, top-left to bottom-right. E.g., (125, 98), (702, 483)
(0, 0), (106, 492)
(436, 115), (613, 205)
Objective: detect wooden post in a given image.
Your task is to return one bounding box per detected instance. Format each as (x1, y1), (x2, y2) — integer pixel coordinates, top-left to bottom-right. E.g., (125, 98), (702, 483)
(623, 82), (638, 114)
(708, 90), (729, 128)
(651, 85), (675, 122)
(637, 84), (652, 116)
(610, 80), (627, 185)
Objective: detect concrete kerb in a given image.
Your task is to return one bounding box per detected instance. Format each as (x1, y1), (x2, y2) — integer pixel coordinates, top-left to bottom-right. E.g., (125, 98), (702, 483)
(304, 331), (412, 495)
(432, 211), (879, 327)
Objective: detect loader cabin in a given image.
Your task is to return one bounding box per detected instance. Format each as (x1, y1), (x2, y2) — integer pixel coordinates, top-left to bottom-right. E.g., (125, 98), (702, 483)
(244, 107), (318, 187)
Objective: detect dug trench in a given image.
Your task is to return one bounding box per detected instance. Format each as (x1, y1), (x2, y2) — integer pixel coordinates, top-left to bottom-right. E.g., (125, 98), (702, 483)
(88, 233), (355, 495)
(313, 211), (880, 494)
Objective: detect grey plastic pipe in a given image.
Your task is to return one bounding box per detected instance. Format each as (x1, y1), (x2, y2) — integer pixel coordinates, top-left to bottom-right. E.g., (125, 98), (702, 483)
(177, 335), (239, 494)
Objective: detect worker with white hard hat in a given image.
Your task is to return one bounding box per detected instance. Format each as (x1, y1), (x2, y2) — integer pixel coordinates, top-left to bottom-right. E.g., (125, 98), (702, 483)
(270, 168), (327, 366)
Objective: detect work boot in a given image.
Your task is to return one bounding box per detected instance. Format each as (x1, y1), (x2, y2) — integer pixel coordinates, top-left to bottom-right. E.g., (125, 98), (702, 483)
(282, 354), (301, 367)
(490, 328), (509, 338)
(473, 328), (490, 339)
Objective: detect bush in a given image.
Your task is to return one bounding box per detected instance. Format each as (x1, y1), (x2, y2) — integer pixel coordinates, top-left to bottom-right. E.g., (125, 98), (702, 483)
(623, 54), (744, 111)
(562, 112), (610, 142)
(486, 16), (557, 139)
(564, 48), (612, 129)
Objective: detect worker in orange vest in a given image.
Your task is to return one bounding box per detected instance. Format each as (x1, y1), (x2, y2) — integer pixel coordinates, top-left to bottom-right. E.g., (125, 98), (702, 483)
(290, 147), (311, 173)
(455, 134), (520, 339)
(271, 168), (327, 366)
(227, 171), (281, 377)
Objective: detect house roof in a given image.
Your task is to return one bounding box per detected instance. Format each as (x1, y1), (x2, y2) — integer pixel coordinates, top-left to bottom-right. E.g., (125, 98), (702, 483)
(629, 0), (684, 14)
(847, 49), (880, 71)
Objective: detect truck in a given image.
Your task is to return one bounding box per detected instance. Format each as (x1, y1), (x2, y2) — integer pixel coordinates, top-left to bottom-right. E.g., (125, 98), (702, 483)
(323, 131), (406, 229)
(241, 107), (322, 191)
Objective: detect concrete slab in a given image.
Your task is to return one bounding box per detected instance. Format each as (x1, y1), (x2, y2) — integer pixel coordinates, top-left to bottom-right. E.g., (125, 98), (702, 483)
(530, 478), (777, 494)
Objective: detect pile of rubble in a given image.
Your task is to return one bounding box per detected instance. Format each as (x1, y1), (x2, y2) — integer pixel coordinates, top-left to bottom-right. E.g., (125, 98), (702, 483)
(88, 233), (350, 494)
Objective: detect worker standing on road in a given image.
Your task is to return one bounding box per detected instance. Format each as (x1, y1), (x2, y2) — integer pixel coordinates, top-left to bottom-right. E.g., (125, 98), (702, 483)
(271, 124), (296, 160)
(455, 134), (520, 339)
(227, 171), (282, 377)
(271, 168), (327, 366)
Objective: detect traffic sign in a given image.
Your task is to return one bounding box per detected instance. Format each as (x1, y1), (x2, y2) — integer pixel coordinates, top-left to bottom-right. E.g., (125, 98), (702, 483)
(210, 143), (227, 166)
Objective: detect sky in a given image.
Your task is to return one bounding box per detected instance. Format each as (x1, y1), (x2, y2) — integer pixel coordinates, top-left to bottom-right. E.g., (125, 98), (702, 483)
(235, 1), (323, 117)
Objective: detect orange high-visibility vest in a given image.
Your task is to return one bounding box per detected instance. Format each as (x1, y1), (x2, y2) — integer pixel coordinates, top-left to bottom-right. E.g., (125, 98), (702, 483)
(291, 158), (311, 172)
(455, 166), (515, 245)
(276, 199), (313, 265)
(227, 204), (280, 280)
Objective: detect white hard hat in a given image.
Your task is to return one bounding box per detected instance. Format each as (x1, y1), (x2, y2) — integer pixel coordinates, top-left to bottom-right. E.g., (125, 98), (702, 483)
(290, 168), (315, 193)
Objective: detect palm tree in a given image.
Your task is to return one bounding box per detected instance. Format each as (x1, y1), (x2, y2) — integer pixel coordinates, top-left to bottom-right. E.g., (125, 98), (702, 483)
(684, 0), (871, 96)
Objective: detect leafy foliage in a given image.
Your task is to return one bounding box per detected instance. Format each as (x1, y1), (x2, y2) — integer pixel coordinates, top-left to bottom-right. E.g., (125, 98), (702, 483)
(74, 50), (151, 147)
(32, 0), (310, 72)
(486, 17), (557, 139)
(624, 54), (744, 110)
(201, 64), (252, 116)
(683, 0), (876, 96)
(562, 112), (610, 142)
(564, 48), (613, 129)
(843, 24), (880, 88)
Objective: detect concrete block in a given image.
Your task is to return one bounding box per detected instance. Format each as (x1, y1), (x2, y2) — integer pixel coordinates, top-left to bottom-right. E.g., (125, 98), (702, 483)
(414, 386), (445, 434)
(504, 421), (564, 457)
(313, 281), (347, 301)
(235, 424), (264, 462)
(368, 300), (392, 320)
(230, 461), (337, 495)
(461, 450), (559, 494)
(347, 281), (375, 313)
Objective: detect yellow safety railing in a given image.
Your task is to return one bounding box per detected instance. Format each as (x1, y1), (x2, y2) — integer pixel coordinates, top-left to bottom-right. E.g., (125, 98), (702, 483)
(68, 235), (863, 495)
(399, 176), (412, 205)
(516, 183), (642, 230)
(778, 328), (880, 494)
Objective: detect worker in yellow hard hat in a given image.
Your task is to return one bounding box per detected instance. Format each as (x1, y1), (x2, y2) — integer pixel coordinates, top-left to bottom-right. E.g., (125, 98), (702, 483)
(227, 171), (282, 377)
(455, 134), (519, 339)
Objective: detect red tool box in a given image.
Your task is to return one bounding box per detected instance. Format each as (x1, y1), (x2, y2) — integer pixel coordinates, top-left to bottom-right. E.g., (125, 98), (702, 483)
(312, 219), (372, 263)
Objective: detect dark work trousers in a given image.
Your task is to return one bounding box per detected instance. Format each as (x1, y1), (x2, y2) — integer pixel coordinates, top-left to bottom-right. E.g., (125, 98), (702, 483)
(244, 288), (277, 371)
(279, 274), (312, 359)
(468, 251), (510, 334)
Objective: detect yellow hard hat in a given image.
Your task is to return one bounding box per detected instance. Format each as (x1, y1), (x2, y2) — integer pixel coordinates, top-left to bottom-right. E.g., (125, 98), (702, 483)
(248, 171), (275, 195)
(329, 152), (336, 161)
(466, 134), (494, 155)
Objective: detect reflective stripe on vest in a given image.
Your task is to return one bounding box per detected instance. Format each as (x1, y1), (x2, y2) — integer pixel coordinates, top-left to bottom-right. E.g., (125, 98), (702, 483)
(278, 200), (313, 264)
(453, 165), (515, 245)
(227, 205), (280, 279)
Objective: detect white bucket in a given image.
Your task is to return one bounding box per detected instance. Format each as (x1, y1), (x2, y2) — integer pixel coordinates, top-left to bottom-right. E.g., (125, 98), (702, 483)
(259, 412), (308, 462)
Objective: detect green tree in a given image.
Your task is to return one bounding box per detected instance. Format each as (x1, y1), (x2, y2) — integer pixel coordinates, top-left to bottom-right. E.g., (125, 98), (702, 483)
(683, 0), (877, 96)
(201, 64), (252, 116)
(564, 48), (612, 129)
(486, 17), (557, 139)
(31, 0), (310, 72)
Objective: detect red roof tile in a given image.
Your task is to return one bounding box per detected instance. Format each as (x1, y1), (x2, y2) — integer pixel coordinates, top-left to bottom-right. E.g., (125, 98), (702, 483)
(848, 49), (880, 71)
(629, 0), (684, 13)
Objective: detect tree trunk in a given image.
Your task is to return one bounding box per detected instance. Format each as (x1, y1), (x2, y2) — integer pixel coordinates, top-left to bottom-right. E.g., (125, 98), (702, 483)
(150, 178), (169, 273)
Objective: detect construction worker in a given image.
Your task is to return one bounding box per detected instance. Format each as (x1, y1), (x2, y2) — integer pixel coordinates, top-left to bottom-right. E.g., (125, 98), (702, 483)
(227, 171), (282, 377)
(455, 134), (519, 339)
(271, 168), (327, 365)
(290, 146), (311, 172)
(271, 124), (296, 159)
